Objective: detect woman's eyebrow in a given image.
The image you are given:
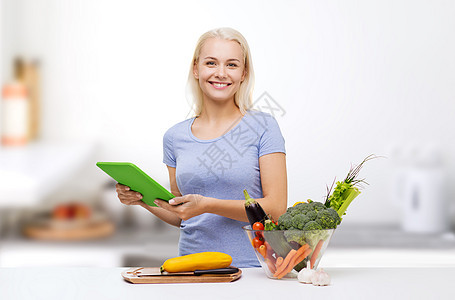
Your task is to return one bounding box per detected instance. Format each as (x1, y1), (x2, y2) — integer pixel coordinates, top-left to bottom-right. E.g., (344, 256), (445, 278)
(203, 56), (241, 62)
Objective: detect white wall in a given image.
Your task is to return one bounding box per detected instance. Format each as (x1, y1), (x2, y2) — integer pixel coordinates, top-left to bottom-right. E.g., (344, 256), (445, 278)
(3, 0), (455, 225)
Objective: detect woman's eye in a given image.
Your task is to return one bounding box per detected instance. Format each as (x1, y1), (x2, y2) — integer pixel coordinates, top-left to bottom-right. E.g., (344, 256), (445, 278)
(228, 63), (238, 67)
(206, 61), (216, 66)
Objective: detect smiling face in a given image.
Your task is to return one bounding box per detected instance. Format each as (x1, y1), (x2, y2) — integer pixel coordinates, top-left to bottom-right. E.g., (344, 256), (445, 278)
(193, 38), (246, 105)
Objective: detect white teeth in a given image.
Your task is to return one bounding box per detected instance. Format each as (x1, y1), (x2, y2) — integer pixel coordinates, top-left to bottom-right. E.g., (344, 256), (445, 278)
(212, 83), (229, 88)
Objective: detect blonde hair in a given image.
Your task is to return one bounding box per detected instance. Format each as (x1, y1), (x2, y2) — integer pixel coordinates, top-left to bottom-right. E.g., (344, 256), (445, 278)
(186, 27), (255, 116)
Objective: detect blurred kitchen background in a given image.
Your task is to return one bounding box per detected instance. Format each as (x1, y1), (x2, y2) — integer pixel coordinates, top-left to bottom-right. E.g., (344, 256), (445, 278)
(1, 0), (454, 268)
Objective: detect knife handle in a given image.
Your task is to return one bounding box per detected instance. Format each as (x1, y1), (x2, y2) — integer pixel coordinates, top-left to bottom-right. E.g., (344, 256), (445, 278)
(193, 267), (239, 275)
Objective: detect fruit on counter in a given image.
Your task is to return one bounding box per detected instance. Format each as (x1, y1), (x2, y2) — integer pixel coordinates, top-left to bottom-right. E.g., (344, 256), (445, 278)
(52, 204), (72, 220)
(160, 252), (232, 273)
(52, 202), (91, 220)
(324, 154), (379, 219)
(244, 189), (270, 226)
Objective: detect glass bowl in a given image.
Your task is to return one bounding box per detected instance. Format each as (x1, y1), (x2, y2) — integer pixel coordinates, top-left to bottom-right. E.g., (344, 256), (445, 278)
(243, 225), (335, 279)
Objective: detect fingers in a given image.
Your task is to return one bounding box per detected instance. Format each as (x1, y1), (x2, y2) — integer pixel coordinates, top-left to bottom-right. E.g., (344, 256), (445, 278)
(116, 183), (130, 191)
(168, 196), (184, 206)
(115, 183), (143, 205)
(154, 199), (172, 209)
(154, 195), (203, 221)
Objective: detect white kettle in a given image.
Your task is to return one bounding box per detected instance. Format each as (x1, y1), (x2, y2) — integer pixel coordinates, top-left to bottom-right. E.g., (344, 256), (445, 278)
(399, 147), (450, 233)
(401, 166), (449, 233)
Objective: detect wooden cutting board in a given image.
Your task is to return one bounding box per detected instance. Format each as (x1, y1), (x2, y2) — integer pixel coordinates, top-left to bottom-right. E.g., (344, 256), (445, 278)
(122, 267), (242, 284)
(23, 220), (115, 241)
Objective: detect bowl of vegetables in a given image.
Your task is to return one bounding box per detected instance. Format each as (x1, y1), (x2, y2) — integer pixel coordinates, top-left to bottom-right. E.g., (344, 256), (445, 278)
(243, 201), (338, 280)
(243, 155), (378, 280)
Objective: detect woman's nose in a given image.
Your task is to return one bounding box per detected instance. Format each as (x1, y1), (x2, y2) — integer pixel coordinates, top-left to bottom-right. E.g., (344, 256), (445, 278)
(215, 66), (227, 78)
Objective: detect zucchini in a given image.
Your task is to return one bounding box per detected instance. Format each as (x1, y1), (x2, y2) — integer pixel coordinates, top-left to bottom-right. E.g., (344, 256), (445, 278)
(161, 252), (232, 273)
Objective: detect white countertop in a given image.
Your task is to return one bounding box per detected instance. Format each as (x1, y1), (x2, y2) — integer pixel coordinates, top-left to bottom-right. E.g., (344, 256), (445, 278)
(0, 267), (453, 300)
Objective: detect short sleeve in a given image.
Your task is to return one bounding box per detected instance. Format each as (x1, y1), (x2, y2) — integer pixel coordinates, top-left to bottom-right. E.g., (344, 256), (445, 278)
(259, 115), (286, 157)
(163, 128), (176, 168)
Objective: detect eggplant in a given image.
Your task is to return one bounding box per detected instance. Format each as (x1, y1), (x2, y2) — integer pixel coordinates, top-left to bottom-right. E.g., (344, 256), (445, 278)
(243, 189), (269, 226)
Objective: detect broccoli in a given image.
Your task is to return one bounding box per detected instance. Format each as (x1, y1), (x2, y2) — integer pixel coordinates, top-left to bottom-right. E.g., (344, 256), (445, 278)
(275, 201), (340, 232)
(277, 213), (293, 230)
(271, 200), (340, 273)
(291, 214), (308, 230)
(316, 209), (341, 228)
(283, 229), (306, 245)
(306, 210), (317, 222)
(302, 221), (323, 231)
(304, 230), (331, 249)
(310, 201), (327, 212)
(292, 202), (311, 213)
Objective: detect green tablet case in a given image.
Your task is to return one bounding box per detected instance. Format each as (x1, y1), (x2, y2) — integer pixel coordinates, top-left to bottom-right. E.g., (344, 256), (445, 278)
(96, 162), (174, 207)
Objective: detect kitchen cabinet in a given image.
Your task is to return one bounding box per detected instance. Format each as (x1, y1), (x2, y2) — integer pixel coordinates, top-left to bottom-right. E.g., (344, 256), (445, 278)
(0, 267), (453, 299)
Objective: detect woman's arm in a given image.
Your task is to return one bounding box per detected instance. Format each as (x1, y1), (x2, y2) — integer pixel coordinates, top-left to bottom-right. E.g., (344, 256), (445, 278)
(155, 152), (287, 222)
(116, 166), (182, 227)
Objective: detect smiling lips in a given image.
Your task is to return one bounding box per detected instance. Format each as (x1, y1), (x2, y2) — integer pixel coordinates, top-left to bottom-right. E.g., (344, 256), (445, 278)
(209, 81), (232, 89)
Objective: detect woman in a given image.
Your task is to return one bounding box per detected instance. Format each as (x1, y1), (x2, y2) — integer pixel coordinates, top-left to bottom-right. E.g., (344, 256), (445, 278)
(116, 27), (287, 267)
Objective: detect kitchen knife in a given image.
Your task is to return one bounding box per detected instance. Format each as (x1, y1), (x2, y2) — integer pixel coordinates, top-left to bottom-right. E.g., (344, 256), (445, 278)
(131, 267), (239, 277)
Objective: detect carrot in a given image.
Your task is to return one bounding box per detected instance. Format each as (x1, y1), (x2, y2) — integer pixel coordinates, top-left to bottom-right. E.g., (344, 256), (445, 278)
(310, 239), (324, 269)
(275, 256), (284, 268)
(275, 245), (311, 279)
(273, 249), (297, 277)
(258, 245), (267, 258)
(275, 250), (311, 279)
(264, 258), (277, 274)
(294, 248), (312, 266)
(296, 244), (309, 255)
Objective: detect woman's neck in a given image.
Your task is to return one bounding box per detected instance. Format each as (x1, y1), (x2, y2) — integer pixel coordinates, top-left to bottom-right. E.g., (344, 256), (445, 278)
(198, 98), (242, 124)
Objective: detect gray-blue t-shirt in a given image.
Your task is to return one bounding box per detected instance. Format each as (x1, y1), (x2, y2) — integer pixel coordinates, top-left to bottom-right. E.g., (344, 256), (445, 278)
(162, 110), (286, 267)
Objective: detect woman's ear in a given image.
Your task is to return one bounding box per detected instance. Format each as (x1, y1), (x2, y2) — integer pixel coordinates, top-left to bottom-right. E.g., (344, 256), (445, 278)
(241, 69), (246, 82)
(193, 62), (199, 79)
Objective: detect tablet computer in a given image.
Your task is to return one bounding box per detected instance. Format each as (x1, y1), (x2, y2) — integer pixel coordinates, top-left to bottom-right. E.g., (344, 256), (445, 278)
(96, 162), (174, 207)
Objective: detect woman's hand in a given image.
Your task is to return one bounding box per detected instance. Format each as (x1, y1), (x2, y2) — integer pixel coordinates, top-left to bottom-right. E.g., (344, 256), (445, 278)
(115, 183), (143, 205)
(154, 194), (206, 221)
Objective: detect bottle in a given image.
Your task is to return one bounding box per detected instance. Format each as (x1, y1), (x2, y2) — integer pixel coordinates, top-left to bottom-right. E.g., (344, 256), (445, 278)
(15, 58), (41, 141)
(1, 81), (29, 146)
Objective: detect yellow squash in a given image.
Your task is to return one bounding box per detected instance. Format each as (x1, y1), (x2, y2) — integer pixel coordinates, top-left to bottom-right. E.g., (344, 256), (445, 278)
(161, 252), (232, 273)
